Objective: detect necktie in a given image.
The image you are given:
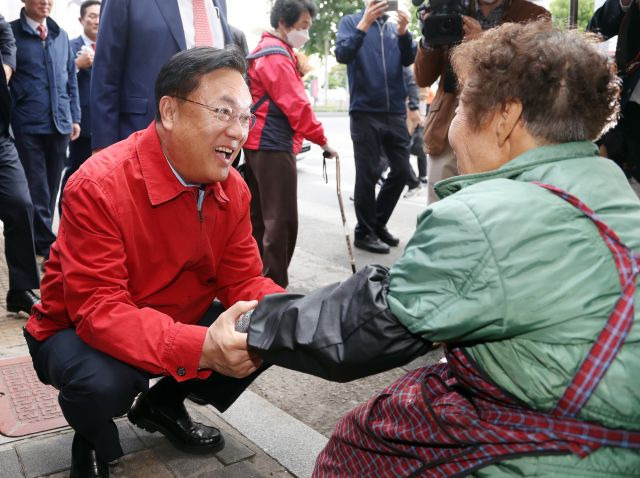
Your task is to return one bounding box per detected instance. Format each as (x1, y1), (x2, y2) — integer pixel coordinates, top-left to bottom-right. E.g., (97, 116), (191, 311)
(36, 24), (46, 42)
(91, 42), (96, 51)
(193, 0), (213, 47)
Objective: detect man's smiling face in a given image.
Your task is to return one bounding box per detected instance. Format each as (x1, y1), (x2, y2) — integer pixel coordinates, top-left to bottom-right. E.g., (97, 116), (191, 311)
(161, 68), (252, 184)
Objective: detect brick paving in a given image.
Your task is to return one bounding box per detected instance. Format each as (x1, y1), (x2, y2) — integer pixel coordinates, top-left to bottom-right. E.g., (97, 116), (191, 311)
(0, 226), (296, 477)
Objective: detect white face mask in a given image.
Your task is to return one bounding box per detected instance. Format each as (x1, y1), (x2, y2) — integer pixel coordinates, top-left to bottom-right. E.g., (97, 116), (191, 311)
(286, 28), (310, 49)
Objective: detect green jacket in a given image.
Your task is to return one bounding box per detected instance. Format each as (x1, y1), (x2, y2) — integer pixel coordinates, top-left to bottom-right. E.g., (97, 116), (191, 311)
(388, 142), (640, 476)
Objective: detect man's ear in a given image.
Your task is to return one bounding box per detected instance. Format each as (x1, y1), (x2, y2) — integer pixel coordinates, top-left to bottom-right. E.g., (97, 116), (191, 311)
(158, 96), (176, 131)
(496, 99), (523, 147)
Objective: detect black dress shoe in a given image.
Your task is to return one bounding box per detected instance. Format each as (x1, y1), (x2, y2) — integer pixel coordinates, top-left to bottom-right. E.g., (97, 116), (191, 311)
(70, 433), (109, 478)
(6, 289), (40, 315)
(353, 234), (390, 254)
(375, 226), (400, 247)
(128, 392), (224, 454)
(186, 392), (208, 405)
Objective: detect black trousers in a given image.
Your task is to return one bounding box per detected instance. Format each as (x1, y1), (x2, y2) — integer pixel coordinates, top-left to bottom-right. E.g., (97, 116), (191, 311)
(24, 302), (266, 463)
(59, 135), (92, 216)
(0, 133), (39, 290)
(14, 132), (69, 256)
(407, 125), (427, 188)
(350, 112), (411, 238)
(601, 101), (640, 181)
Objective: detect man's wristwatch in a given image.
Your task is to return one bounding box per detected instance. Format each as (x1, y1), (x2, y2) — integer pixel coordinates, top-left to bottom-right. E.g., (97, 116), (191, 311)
(235, 309), (254, 333)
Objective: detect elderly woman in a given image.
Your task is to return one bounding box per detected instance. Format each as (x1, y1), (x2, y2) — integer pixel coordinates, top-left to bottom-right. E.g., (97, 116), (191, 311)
(244, 21), (640, 476)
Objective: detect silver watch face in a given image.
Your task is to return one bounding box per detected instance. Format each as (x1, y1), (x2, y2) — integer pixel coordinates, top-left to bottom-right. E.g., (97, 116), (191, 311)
(235, 309), (254, 332)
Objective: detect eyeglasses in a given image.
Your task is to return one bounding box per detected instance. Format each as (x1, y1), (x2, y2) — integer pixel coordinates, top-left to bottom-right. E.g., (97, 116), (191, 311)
(173, 96), (257, 130)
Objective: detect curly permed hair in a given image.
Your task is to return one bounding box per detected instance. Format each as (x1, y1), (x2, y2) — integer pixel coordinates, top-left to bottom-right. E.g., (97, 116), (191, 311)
(450, 20), (620, 143)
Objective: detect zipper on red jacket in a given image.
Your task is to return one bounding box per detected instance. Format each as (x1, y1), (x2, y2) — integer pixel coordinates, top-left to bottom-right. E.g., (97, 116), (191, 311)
(196, 186), (205, 222)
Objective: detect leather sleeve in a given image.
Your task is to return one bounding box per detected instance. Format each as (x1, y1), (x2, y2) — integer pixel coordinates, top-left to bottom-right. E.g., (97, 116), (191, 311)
(247, 265), (432, 383)
(413, 42), (446, 88)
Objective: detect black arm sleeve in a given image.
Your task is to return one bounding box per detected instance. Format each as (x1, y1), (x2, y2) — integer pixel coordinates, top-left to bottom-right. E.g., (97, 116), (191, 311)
(247, 265), (432, 382)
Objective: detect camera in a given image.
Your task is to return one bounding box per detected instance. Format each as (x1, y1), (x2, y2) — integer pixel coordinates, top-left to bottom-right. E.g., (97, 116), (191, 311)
(413, 0), (471, 46)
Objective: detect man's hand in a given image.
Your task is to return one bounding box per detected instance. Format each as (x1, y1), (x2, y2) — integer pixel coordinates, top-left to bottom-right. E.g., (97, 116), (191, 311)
(357, 0), (388, 32)
(396, 10), (410, 36)
(462, 16), (482, 39)
(199, 300), (262, 378)
(75, 48), (94, 70)
(407, 109), (421, 132)
(3, 64), (12, 84)
(70, 123), (81, 141)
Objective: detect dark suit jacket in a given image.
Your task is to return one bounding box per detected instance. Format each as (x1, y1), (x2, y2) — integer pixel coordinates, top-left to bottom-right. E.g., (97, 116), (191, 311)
(90, 0), (232, 149)
(0, 13), (17, 135)
(70, 36), (92, 138)
(588, 0), (639, 110)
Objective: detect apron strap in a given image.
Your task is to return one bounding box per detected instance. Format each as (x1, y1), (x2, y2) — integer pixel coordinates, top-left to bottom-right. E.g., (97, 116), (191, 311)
(534, 182), (638, 417)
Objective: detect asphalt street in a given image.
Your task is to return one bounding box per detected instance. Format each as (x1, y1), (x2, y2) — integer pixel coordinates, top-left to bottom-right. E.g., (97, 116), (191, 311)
(248, 112), (444, 438)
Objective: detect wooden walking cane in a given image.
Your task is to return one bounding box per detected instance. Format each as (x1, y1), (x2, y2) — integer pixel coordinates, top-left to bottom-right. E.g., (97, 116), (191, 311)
(323, 151), (356, 274)
(235, 151), (356, 333)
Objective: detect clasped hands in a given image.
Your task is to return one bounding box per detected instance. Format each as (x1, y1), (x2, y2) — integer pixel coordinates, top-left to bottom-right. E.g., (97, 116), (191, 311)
(199, 300), (261, 378)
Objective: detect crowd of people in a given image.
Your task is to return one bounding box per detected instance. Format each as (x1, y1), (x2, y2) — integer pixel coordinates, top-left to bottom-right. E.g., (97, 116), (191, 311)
(1, 0), (639, 477)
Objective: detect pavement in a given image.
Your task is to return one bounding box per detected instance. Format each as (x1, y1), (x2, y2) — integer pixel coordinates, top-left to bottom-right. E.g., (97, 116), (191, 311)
(0, 228), (328, 478)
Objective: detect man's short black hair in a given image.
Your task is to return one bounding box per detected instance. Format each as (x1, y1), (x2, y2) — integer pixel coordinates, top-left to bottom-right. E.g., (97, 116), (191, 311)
(154, 46), (247, 120)
(80, 0), (100, 18)
(269, 0), (317, 29)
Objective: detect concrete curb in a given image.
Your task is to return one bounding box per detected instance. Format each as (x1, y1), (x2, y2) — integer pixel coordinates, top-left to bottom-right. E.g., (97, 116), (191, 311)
(213, 391), (329, 478)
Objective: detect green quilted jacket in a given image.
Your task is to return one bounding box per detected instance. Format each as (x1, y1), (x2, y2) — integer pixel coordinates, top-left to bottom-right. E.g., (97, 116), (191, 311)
(388, 142), (640, 477)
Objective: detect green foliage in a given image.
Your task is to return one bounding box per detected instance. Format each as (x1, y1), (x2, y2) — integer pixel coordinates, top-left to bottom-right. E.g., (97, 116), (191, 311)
(307, 0), (362, 56)
(550, 0), (595, 30)
(328, 63), (347, 88)
(407, 3), (423, 39)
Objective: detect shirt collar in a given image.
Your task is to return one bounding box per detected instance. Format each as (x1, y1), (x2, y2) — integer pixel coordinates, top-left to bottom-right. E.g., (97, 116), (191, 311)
(136, 122), (230, 207)
(24, 14), (46, 34)
(435, 141), (599, 199)
(80, 32), (95, 47)
(164, 151), (201, 188)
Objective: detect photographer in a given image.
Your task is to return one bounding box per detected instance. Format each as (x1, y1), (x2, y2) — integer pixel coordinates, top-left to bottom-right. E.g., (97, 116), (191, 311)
(414, 0), (549, 204)
(335, 0), (416, 254)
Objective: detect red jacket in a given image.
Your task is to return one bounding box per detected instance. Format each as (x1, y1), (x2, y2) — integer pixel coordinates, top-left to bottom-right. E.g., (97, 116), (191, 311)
(25, 123), (284, 381)
(244, 32), (326, 153)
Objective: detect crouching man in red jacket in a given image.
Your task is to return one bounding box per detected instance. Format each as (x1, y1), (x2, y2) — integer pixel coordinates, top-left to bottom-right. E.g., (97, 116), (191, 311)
(23, 46), (284, 478)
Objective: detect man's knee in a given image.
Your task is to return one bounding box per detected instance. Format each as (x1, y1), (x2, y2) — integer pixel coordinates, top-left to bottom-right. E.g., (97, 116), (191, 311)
(61, 365), (145, 419)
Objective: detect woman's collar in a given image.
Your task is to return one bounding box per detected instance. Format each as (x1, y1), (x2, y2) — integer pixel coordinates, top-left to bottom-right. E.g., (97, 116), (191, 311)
(435, 141), (599, 199)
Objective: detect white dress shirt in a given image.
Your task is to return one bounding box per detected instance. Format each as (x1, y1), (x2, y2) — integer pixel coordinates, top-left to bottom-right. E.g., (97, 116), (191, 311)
(24, 15), (46, 37)
(177, 0), (225, 49)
